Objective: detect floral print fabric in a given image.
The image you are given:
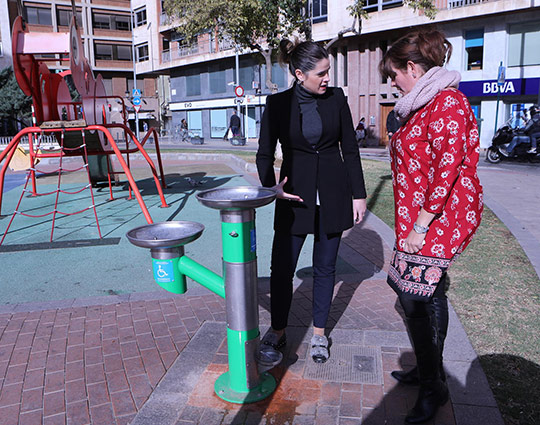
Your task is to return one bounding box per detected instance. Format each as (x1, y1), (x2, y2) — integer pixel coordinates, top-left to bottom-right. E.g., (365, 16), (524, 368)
(387, 88), (483, 301)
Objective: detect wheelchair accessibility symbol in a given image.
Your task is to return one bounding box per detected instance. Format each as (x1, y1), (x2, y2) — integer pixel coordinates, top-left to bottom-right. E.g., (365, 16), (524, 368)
(154, 260), (174, 283)
(157, 265), (168, 278)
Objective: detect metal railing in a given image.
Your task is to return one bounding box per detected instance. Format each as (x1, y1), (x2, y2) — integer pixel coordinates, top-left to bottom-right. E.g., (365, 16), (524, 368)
(0, 134), (59, 150)
(448, 0), (490, 8)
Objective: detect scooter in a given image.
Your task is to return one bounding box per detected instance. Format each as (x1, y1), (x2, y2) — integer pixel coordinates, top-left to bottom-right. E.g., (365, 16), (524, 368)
(486, 118), (540, 163)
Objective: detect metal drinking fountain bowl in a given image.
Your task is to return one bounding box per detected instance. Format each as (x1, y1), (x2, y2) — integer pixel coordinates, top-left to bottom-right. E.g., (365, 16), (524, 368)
(125, 185), (279, 404)
(196, 186), (276, 210)
(126, 221), (205, 249)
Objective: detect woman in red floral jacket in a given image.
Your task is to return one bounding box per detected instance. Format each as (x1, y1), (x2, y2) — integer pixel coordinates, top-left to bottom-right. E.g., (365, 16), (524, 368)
(379, 30), (483, 424)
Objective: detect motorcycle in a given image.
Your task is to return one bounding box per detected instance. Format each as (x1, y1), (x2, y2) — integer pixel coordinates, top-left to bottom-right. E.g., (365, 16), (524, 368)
(486, 118), (540, 163)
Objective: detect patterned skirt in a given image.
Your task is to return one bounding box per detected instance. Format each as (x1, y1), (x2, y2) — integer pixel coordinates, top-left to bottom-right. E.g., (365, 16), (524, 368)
(387, 249), (453, 302)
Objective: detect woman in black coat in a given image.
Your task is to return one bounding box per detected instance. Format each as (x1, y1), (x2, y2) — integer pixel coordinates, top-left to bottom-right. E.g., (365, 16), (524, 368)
(256, 40), (367, 364)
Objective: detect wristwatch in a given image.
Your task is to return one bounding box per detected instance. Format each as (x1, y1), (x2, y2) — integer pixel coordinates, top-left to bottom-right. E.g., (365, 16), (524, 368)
(413, 223), (429, 234)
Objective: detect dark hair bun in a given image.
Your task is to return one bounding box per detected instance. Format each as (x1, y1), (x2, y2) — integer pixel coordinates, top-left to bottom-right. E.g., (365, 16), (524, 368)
(279, 39), (296, 65)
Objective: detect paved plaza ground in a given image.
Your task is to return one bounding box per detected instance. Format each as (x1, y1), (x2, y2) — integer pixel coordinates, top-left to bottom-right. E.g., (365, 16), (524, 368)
(0, 147), (527, 424)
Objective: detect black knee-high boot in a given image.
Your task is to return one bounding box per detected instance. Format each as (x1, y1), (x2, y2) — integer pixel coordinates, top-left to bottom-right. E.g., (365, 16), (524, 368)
(391, 297), (449, 385)
(404, 314), (449, 424)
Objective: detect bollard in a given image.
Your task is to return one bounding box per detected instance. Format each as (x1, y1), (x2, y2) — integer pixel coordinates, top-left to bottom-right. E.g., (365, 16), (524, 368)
(126, 186), (278, 404)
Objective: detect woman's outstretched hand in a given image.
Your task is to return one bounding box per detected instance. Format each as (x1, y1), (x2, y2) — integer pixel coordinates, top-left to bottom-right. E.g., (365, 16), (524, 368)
(353, 198), (367, 224)
(273, 177), (304, 202)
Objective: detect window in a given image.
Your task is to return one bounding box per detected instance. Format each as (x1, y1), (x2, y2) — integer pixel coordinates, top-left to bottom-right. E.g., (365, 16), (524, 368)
(93, 13), (110, 29)
(271, 63), (286, 88)
(312, 0), (327, 23)
(137, 44), (149, 62)
(239, 64), (254, 91)
(135, 8), (147, 26)
(464, 29), (484, 70)
(363, 0), (403, 13)
(114, 16), (130, 31)
(56, 9), (82, 27)
(209, 64), (226, 94)
(117, 45), (131, 61)
(95, 44), (113, 60)
(93, 13), (131, 31)
(26, 6), (52, 25)
(210, 109), (227, 138)
(0, 42), (3, 57)
(508, 21), (540, 67)
(187, 111), (203, 137)
(186, 72), (201, 96)
(94, 43), (132, 61)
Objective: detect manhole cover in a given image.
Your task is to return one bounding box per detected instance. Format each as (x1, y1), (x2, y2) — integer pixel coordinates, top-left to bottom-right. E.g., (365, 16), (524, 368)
(303, 345), (382, 384)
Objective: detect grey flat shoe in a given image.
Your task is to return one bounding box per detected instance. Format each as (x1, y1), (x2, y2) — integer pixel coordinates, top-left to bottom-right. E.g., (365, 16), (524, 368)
(256, 331), (286, 367)
(310, 334), (329, 363)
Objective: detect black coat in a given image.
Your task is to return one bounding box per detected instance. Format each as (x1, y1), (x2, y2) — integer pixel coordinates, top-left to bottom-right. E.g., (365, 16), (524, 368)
(256, 85), (367, 235)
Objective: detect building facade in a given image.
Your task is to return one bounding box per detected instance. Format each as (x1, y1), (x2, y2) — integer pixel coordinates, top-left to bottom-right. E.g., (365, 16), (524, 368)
(311, 0), (540, 148)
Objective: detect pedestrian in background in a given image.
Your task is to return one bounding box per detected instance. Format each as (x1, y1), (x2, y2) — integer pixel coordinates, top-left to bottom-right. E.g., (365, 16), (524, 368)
(256, 39), (367, 365)
(379, 29), (483, 424)
(229, 110), (241, 137)
(355, 117), (367, 147)
(386, 109), (400, 141)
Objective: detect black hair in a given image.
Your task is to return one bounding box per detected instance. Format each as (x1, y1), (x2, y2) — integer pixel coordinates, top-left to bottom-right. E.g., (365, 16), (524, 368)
(279, 39), (329, 79)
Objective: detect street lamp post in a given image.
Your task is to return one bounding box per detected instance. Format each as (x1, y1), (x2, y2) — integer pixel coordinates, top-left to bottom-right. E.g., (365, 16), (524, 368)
(130, 9), (140, 140)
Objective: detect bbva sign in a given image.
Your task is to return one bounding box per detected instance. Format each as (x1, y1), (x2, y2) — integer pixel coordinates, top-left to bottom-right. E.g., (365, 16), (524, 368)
(483, 81), (515, 94)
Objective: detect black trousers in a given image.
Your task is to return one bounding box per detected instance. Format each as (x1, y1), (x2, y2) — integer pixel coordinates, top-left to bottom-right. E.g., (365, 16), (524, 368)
(270, 208), (342, 330)
(399, 273), (448, 318)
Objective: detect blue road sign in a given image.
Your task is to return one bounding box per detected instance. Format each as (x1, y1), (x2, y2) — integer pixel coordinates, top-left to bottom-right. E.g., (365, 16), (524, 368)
(132, 88), (141, 97)
(132, 96), (142, 106)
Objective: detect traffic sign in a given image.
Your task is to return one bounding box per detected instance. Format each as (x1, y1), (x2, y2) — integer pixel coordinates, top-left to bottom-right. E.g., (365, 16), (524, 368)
(132, 88), (141, 97)
(497, 63), (506, 87)
(134, 104), (141, 113)
(132, 97), (142, 106)
(234, 85), (244, 97)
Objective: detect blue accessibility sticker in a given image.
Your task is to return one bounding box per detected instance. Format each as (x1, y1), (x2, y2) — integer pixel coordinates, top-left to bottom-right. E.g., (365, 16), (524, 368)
(154, 260), (174, 283)
(250, 229), (256, 252)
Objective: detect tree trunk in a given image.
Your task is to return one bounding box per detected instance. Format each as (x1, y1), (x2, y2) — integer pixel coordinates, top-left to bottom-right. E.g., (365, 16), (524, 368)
(260, 48), (277, 93)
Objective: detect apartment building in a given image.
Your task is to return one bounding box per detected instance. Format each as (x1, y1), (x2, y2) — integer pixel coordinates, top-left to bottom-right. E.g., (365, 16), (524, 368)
(133, 0), (540, 147)
(315, 0), (540, 148)
(0, 0), (160, 134)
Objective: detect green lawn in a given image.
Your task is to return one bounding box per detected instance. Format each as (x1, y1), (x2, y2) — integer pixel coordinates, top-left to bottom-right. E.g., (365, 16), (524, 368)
(361, 158), (540, 425)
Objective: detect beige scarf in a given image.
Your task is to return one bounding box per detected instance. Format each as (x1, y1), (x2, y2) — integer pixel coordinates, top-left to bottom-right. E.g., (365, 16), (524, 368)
(394, 66), (461, 123)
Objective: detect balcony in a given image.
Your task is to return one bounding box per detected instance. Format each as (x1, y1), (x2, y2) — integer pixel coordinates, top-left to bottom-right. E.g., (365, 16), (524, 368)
(447, 0), (490, 9)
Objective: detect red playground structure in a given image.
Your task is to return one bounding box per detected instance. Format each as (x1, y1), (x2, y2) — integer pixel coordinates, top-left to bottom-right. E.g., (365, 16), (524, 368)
(0, 8), (169, 245)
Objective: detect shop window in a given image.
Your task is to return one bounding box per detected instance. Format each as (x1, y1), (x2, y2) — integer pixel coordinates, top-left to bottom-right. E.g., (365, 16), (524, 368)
(135, 8), (147, 27)
(137, 44), (149, 62)
(186, 72), (201, 96)
(26, 6), (52, 25)
(465, 29), (484, 70)
(210, 109), (227, 138)
(187, 110), (203, 137)
(508, 21), (540, 67)
(313, 0), (327, 23)
(209, 64), (226, 94)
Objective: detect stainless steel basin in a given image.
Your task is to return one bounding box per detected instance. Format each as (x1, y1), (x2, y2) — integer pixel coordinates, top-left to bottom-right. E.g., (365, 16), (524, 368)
(126, 221), (204, 249)
(196, 186), (276, 210)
